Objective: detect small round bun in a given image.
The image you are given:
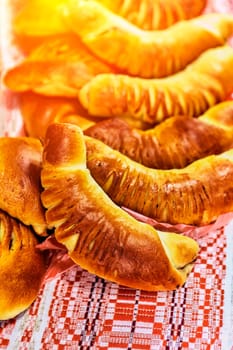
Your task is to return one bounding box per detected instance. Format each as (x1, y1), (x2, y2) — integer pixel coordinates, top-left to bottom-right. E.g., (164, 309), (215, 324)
(0, 210), (47, 320)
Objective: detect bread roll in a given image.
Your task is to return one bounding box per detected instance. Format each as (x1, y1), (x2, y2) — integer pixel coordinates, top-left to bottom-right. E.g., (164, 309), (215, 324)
(85, 135), (233, 226)
(85, 101), (233, 169)
(17, 91), (97, 139)
(0, 137), (47, 235)
(3, 34), (115, 97)
(95, 0), (207, 30)
(13, 0), (70, 36)
(0, 210), (46, 320)
(41, 123), (199, 291)
(65, 1), (233, 78)
(79, 46), (233, 124)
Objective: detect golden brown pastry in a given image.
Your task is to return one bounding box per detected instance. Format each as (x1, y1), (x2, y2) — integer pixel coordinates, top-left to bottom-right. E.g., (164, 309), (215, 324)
(17, 91), (98, 139)
(0, 137), (47, 236)
(85, 101), (233, 169)
(85, 135), (233, 226)
(3, 34), (115, 97)
(18, 92), (150, 138)
(41, 123), (199, 291)
(2, 0), (40, 59)
(13, 0), (71, 36)
(65, 1), (233, 78)
(0, 209), (46, 320)
(95, 0), (207, 30)
(79, 46), (233, 125)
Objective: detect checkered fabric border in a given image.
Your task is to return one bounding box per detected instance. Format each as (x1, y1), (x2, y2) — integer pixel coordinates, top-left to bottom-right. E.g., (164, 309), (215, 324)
(0, 227), (227, 350)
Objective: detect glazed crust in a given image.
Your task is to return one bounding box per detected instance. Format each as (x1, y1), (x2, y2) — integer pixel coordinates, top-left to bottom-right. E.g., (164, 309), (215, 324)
(3, 34), (115, 97)
(79, 46), (233, 124)
(95, 0), (207, 30)
(0, 137), (47, 235)
(85, 101), (233, 169)
(0, 210), (46, 320)
(85, 135), (233, 226)
(66, 1), (233, 78)
(41, 123), (199, 291)
(18, 92), (98, 139)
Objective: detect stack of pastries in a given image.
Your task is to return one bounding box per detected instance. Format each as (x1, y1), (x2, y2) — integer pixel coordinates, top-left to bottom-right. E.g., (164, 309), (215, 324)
(1, 0), (233, 320)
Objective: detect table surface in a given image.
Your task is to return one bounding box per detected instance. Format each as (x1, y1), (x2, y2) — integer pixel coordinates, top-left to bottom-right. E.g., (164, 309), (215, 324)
(0, 223), (232, 349)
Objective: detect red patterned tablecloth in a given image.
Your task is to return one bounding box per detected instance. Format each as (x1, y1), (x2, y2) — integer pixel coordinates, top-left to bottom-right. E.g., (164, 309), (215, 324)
(1, 0), (233, 349)
(0, 225), (232, 349)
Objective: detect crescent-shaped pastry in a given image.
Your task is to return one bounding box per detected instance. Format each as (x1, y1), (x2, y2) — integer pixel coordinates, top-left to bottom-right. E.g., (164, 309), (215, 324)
(0, 210), (46, 320)
(79, 46), (233, 124)
(3, 34), (115, 97)
(85, 135), (233, 226)
(95, 0), (207, 30)
(18, 91), (149, 141)
(65, 0), (233, 78)
(85, 101), (233, 169)
(18, 92), (98, 139)
(13, 0), (70, 36)
(41, 123), (199, 291)
(0, 137), (47, 236)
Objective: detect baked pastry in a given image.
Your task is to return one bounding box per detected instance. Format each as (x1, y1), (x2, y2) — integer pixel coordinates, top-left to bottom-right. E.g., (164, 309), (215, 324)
(3, 34), (115, 97)
(85, 101), (233, 169)
(0, 209), (46, 320)
(0, 137), (47, 235)
(95, 0), (207, 30)
(65, 0), (233, 78)
(13, 0), (71, 36)
(19, 92), (150, 138)
(85, 135), (233, 226)
(18, 92), (98, 139)
(79, 46), (233, 124)
(41, 123), (199, 291)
